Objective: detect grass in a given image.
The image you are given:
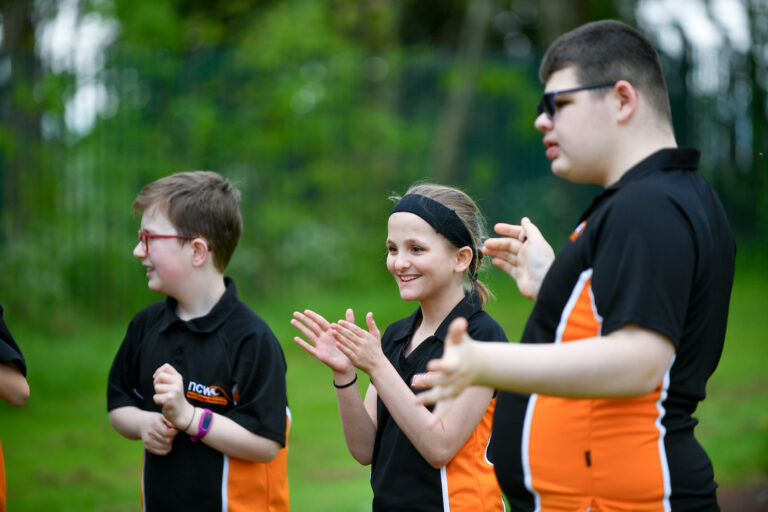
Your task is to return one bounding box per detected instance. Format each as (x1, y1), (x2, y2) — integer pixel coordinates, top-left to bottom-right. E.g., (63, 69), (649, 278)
(1, 260), (766, 510)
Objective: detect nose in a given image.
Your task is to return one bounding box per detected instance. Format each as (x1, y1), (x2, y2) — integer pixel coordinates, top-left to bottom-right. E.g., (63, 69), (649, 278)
(133, 241), (147, 259)
(393, 252), (410, 272)
(534, 112), (552, 134)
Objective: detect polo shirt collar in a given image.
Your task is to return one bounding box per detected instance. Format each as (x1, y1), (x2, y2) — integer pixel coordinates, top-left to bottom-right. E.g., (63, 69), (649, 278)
(157, 277), (240, 334)
(580, 147), (700, 222)
(609, 147), (699, 192)
(389, 291), (483, 346)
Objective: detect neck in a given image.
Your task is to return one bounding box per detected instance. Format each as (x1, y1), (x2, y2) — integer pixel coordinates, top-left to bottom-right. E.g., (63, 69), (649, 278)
(175, 274), (227, 321)
(602, 119), (677, 187)
(417, 284), (466, 334)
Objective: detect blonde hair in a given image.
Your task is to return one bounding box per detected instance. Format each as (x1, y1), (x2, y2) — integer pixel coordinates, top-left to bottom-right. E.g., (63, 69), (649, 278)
(391, 183), (492, 307)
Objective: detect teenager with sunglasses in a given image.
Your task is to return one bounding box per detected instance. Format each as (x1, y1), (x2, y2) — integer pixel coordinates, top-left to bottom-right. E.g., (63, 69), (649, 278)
(417, 20), (735, 511)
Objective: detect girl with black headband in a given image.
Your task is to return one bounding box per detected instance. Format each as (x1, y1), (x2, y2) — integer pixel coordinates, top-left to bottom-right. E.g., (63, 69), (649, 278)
(292, 184), (506, 511)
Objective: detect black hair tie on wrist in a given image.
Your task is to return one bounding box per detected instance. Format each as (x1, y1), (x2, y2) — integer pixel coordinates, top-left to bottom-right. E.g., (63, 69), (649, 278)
(333, 374), (358, 389)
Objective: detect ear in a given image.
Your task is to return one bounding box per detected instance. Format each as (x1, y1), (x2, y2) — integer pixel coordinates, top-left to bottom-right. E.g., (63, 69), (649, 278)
(190, 238), (211, 267)
(454, 246), (473, 274)
(613, 80), (639, 124)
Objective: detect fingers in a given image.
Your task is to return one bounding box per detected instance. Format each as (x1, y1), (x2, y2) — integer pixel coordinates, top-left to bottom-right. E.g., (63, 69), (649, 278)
(142, 413), (177, 455)
(493, 222), (524, 238)
(345, 308), (355, 323)
(161, 416), (178, 432)
(490, 256), (517, 277)
(153, 363), (179, 381)
(336, 319), (366, 339)
(292, 311), (322, 338)
(520, 217), (541, 242)
(446, 317), (468, 347)
(292, 334), (319, 356)
(366, 312), (380, 338)
(304, 309), (332, 331)
(291, 316), (319, 343)
(410, 371), (433, 389)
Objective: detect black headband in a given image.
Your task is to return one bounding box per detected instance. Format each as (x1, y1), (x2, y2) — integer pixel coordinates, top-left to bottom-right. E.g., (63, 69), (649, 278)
(390, 194), (475, 255)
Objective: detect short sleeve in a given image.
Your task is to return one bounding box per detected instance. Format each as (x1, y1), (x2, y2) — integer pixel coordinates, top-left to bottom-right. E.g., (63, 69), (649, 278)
(467, 311), (508, 344)
(226, 326), (288, 446)
(0, 305), (26, 376)
(591, 187), (695, 346)
(107, 318), (144, 411)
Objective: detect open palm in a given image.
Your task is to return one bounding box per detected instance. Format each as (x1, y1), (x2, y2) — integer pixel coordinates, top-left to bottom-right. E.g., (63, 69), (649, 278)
(292, 309), (352, 373)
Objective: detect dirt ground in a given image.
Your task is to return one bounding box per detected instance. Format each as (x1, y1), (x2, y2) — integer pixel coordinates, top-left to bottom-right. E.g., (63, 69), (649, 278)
(719, 485), (768, 511)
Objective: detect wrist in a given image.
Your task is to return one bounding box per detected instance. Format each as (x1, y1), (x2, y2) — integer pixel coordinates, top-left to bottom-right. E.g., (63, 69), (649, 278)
(333, 372), (357, 389)
(190, 408), (213, 442)
(181, 407), (197, 432)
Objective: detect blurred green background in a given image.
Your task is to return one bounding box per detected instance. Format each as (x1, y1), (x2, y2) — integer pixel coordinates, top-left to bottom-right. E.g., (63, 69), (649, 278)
(1, 0), (766, 509)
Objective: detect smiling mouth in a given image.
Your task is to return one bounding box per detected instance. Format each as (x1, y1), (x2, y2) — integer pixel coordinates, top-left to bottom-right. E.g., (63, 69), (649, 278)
(399, 275), (419, 283)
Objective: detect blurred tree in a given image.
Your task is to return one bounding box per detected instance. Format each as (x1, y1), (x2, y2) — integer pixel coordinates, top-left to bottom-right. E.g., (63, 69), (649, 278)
(0, 0), (764, 325)
(0, 0), (41, 235)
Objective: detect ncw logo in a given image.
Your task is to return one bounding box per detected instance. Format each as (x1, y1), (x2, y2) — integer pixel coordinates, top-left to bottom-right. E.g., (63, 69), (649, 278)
(186, 381), (232, 406)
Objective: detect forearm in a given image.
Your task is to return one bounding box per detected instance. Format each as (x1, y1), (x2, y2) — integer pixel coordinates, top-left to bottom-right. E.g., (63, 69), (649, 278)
(468, 329), (675, 398)
(189, 409), (282, 463)
(0, 362), (29, 407)
(109, 406), (154, 439)
(370, 361), (491, 468)
(334, 370), (377, 465)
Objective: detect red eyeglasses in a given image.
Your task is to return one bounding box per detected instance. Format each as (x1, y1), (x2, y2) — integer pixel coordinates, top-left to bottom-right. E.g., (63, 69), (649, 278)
(137, 230), (210, 254)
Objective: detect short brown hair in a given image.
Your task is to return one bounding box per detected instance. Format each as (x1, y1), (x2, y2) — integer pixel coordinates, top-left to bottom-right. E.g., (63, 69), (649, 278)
(539, 20), (673, 126)
(132, 171), (242, 272)
(392, 183), (493, 308)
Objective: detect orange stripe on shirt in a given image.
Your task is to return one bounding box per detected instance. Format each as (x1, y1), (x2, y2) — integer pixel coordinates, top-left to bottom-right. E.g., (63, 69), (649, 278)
(186, 391), (229, 405)
(443, 398), (505, 511)
(226, 412), (290, 512)
(527, 272), (667, 510)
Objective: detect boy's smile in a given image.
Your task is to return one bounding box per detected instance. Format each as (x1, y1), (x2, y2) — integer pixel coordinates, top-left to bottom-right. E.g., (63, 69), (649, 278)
(134, 206), (191, 297)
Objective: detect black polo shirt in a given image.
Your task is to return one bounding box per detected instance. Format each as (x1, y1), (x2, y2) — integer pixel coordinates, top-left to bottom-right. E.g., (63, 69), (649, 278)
(490, 148), (735, 511)
(371, 291), (507, 511)
(107, 278), (288, 511)
(0, 305), (25, 377)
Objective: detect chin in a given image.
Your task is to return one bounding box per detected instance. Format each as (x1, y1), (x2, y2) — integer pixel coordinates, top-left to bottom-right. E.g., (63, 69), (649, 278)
(397, 289), (420, 302)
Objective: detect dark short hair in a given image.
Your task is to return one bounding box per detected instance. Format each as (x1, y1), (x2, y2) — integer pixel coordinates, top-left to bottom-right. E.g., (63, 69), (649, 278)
(539, 20), (672, 125)
(132, 171), (243, 272)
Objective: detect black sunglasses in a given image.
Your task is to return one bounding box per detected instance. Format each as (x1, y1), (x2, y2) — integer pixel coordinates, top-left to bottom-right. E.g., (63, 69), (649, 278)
(536, 81), (617, 117)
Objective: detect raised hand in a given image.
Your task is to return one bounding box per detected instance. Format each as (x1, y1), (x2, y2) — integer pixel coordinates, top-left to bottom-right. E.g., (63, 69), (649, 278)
(482, 217), (554, 301)
(333, 311), (384, 374)
(292, 309), (353, 373)
(153, 363), (194, 430)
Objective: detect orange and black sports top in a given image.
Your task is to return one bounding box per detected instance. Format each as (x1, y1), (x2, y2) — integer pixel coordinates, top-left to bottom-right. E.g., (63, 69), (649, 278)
(108, 278), (290, 512)
(490, 148), (735, 511)
(371, 291), (506, 512)
(1, 305), (27, 512)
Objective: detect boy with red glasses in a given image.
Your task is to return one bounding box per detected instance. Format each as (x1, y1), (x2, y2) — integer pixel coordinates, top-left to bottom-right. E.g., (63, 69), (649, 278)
(418, 20), (735, 511)
(107, 171), (289, 511)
